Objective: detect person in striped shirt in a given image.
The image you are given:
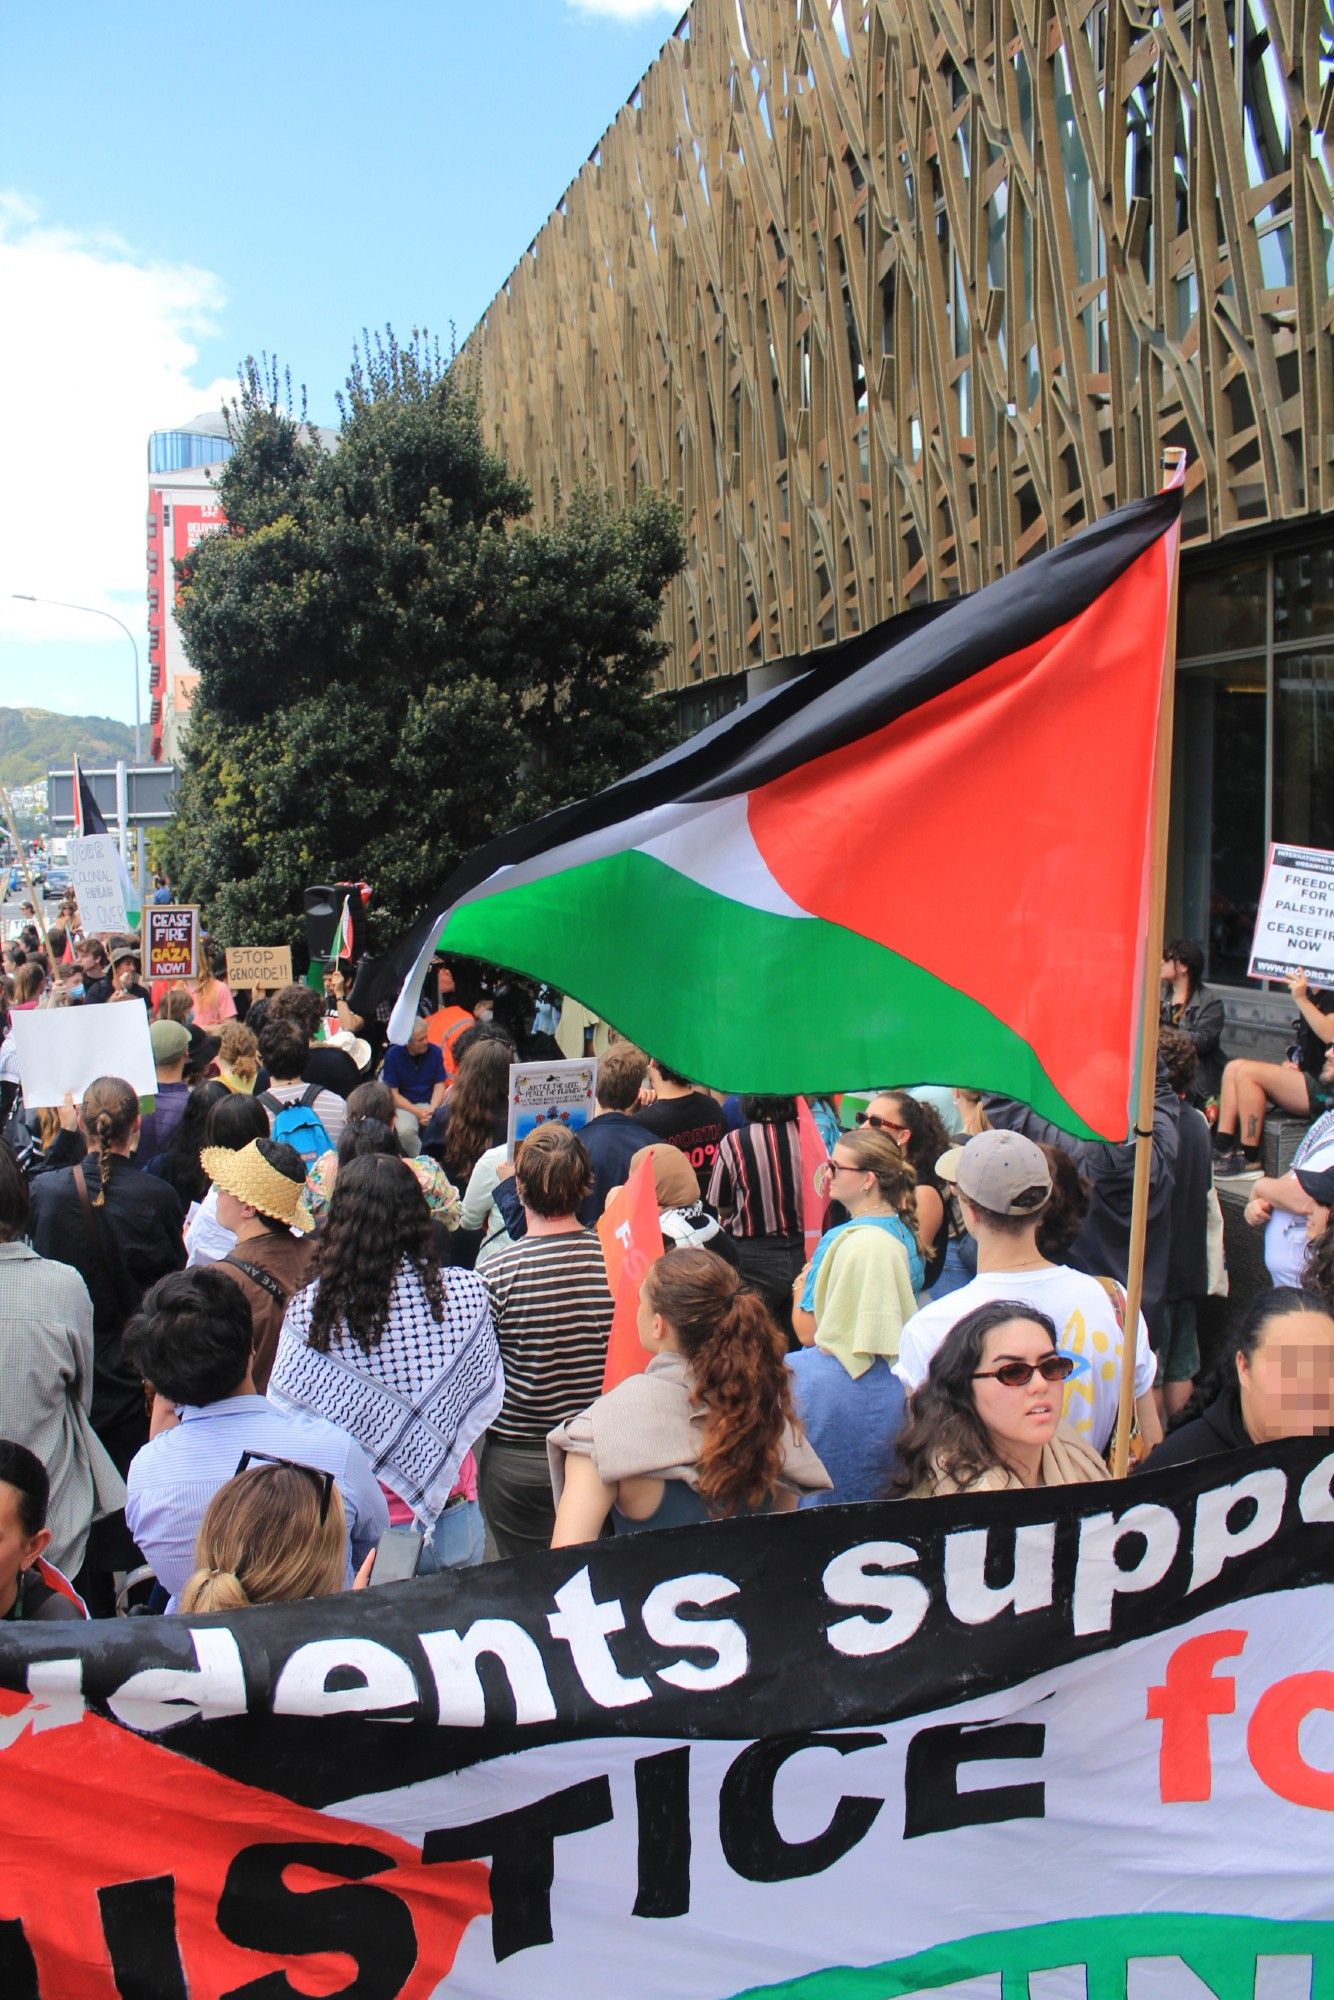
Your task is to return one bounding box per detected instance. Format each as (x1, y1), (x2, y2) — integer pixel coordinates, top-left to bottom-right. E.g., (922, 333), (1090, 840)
(481, 1124), (614, 1558)
(707, 1096), (806, 1342)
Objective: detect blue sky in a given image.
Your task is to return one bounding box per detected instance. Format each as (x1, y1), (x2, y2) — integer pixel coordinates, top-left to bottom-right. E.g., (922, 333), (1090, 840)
(0, 0), (681, 732)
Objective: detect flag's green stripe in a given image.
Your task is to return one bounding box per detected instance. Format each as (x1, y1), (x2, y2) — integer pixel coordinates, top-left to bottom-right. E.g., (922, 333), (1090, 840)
(441, 850), (1105, 1139)
(728, 1911), (1334, 1999)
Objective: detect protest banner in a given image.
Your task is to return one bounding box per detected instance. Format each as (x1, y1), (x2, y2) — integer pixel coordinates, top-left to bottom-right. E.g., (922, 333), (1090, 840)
(0, 1438), (1330, 1995)
(142, 903), (200, 983)
(9, 998), (155, 1108)
(1248, 842), (1334, 982)
(506, 1056), (597, 1155)
(66, 834), (128, 935)
(597, 1150), (664, 1389)
(224, 945), (293, 991)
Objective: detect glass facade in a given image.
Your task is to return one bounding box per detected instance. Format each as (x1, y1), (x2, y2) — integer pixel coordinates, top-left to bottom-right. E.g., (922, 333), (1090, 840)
(1169, 526), (1334, 984)
(148, 430), (233, 475)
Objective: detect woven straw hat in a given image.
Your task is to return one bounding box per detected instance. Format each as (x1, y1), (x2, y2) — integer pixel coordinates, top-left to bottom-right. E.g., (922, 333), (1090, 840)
(200, 1140), (313, 1232)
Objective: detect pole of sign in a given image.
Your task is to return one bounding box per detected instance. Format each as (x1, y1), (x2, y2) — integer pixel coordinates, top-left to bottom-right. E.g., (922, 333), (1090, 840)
(115, 762), (131, 890)
(1110, 446), (1187, 1479)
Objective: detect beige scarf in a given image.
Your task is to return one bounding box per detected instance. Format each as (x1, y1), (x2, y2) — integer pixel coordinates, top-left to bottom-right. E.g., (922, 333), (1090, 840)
(547, 1351), (831, 1501)
(922, 1422), (1112, 1496)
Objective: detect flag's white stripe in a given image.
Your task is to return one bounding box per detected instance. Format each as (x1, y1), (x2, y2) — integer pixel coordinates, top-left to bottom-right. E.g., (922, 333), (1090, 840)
(387, 795), (812, 1042)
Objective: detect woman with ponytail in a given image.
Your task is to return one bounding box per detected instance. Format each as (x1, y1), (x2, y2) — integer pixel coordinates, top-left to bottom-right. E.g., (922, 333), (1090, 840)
(29, 1076), (186, 1475)
(548, 1247), (830, 1544)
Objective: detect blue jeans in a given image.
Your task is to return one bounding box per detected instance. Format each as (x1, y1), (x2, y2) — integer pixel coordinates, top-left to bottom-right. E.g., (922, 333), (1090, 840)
(417, 1499), (486, 1573)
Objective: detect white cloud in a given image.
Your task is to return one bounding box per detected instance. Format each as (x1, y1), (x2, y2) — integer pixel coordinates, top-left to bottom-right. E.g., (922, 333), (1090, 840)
(565, 0), (681, 20)
(0, 194), (236, 660)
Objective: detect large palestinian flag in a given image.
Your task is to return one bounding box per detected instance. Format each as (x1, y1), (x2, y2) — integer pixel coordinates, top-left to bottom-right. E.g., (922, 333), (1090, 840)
(383, 488), (1182, 1140)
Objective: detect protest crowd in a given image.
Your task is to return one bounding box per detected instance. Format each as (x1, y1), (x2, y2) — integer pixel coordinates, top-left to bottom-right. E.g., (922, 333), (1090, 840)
(0, 880), (1332, 1627)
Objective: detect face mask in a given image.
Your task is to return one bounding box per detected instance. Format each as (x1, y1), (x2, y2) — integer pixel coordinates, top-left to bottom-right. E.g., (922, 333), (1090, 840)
(474, 1005), (493, 1023)
(67, 984), (84, 1000)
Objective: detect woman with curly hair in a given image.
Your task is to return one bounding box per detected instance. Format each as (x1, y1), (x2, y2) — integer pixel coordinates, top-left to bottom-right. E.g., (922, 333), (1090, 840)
(268, 1153), (502, 1569)
(549, 1247), (829, 1543)
(892, 1300), (1109, 1497)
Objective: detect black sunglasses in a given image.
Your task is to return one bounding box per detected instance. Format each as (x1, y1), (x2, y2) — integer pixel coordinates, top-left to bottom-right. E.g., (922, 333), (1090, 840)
(236, 1450), (335, 1524)
(854, 1112), (900, 1131)
(972, 1355), (1076, 1390)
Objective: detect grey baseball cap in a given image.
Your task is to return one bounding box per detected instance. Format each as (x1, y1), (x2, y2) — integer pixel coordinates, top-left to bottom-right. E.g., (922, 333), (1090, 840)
(936, 1129), (1052, 1215)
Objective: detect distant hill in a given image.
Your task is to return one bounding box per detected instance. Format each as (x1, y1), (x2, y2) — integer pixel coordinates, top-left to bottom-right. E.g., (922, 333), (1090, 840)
(0, 708), (138, 790)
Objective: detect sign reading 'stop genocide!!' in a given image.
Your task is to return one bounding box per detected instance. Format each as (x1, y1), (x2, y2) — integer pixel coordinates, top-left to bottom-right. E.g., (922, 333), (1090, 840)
(1249, 842), (1334, 981)
(224, 945), (293, 991)
(143, 903), (200, 983)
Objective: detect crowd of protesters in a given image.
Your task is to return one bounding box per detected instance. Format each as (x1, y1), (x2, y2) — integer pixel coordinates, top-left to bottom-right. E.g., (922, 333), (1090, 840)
(0, 913), (1331, 1625)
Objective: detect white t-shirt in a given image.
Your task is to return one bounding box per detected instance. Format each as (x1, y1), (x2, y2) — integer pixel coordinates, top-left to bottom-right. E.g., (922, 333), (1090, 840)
(1264, 1134), (1334, 1286)
(894, 1264), (1155, 1453)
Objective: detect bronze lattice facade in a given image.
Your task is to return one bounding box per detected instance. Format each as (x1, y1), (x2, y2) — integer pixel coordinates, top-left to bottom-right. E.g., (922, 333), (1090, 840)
(463, 0), (1332, 698)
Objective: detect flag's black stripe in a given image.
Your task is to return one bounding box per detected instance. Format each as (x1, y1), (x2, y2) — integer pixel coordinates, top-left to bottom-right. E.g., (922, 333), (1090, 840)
(364, 490), (1178, 1015)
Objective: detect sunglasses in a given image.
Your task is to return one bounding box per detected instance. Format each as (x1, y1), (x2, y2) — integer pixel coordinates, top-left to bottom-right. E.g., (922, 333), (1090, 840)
(236, 1450), (335, 1524)
(854, 1112), (899, 1131)
(972, 1354), (1076, 1389)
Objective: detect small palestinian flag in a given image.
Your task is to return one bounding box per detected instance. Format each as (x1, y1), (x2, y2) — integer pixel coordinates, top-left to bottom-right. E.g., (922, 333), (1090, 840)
(328, 894), (353, 965)
(382, 488), (1182, 1140)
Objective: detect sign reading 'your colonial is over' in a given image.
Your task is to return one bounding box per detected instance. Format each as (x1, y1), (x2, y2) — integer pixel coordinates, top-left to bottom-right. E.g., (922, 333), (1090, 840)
(0, 1438), (1330, 1996)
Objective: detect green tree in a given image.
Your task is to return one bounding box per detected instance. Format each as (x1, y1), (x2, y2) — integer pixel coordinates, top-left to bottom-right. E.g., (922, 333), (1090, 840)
(162, 334), (685, 952)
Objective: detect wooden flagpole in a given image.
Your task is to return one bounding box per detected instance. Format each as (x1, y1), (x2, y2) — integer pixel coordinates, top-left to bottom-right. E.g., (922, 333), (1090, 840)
(1111, 447), (1187, 1478)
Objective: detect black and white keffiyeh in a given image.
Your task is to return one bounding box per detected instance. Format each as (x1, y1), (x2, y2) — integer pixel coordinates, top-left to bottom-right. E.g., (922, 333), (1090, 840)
(269, 1262), (504, 1529)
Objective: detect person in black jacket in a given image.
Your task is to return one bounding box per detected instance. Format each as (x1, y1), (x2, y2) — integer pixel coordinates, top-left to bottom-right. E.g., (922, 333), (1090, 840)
(1143, 1287), (1334, 1470)
(1159, 939), (1227, 1101)
(29, 1075), (186, 1474)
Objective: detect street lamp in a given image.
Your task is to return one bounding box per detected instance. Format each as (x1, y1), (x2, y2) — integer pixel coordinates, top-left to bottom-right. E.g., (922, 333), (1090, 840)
(11, 593), (146, 898)
(11, 594), (142, 760)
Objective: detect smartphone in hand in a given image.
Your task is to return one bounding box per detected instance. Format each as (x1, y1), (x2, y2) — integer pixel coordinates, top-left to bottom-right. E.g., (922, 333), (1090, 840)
(368, 1526), (425, 1587)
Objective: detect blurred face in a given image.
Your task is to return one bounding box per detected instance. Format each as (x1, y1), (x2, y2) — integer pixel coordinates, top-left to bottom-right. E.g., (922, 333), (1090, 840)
(969, 1322), (1065, 1461)
(115, 959), (138, 989)
(0, 1480), (47, 1604)
(408, 1022), (429, 1058)
(1237, 1310), (1334, 1443)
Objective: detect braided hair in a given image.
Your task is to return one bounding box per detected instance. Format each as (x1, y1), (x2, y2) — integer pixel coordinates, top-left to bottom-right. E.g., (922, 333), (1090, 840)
(80, 1076), (140, 1208)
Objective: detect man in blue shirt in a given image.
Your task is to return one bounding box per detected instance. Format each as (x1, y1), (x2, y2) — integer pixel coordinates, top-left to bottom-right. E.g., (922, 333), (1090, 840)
(124, 1267), (387, 1603)
(383, 1017), (448, 1135)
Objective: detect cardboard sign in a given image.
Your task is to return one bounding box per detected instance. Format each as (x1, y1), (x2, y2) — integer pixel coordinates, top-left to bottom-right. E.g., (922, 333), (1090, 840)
(1249, 842), (1334, 981)
(66, 834), (128, 934)
(506, 1056), (597, 1156)
(143, 903), (199, 982)
(9, 998), (156, 1109)
(224, 945), (293, 991)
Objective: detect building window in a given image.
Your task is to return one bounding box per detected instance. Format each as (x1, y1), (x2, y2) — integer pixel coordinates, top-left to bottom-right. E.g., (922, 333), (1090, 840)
(1169, 524), (1334, 985)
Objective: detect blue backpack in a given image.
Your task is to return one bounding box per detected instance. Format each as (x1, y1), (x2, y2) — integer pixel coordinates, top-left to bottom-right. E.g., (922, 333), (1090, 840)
(259, 1085), (333, 1169)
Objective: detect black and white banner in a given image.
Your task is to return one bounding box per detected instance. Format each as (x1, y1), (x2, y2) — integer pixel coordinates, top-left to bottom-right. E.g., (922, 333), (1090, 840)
(1, 1439), (1331, 1996)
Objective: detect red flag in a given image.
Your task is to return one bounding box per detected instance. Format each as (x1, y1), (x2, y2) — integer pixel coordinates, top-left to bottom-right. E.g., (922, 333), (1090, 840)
(597, 1152), (665, 1391)
(797, 1096), (830, 1260)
